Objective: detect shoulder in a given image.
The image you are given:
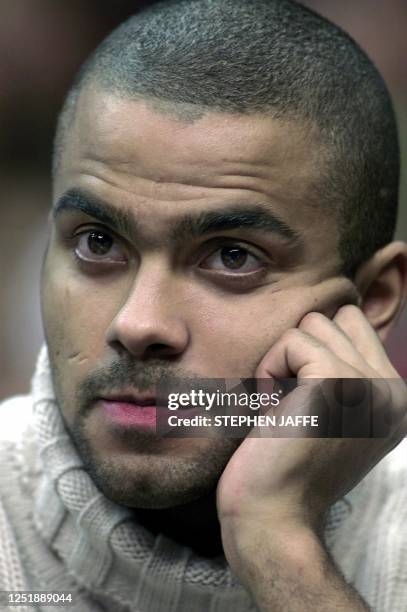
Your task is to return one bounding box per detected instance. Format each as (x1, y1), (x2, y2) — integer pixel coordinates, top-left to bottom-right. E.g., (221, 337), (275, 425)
(0, 394), (41, 504)
(348, 437), (407, 509)
(349, 439), (407, 609)
(0, 396), (33, 591)
(374, 436), (407, 488)
(0, 395), (33, 443)
(326, 437), (407, 546)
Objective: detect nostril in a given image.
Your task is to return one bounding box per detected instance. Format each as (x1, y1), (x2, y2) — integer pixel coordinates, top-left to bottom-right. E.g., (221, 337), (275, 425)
(145, 343), (181, 358)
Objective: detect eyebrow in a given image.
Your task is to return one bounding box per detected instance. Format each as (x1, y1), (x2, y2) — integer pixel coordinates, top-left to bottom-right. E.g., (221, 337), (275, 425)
(53, 190), (133, 237)
(171, 207), (300, 243)
(53, 188), (301, 245)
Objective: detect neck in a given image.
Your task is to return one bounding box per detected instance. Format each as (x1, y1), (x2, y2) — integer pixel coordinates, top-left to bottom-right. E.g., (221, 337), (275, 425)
(134, 489), (224, 557)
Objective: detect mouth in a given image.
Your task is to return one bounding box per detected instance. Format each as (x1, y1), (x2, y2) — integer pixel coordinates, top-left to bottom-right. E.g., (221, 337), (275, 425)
(100, 392), (157, 406)
(97, 392), (158, 429)
(96, 390), (203, 430)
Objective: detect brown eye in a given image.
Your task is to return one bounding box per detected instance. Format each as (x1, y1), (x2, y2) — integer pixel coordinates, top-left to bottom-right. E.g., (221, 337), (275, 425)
(88, 231), (114, 255)
(220, 247), (248, 269)
(201, 245), (264, 273)
(75, 230), (128, 264)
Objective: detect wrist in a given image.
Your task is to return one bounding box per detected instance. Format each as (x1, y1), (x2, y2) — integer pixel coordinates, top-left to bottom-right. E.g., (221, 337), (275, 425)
(222, 520), (368, 612)
(221, 516), (321, 588)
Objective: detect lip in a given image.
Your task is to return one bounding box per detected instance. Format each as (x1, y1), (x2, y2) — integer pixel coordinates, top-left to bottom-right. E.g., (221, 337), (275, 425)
(98, 398), (157, 430)
(96, 390), (207, 431)
(99, 392), (157, 406)
(99, 392), (198, 411)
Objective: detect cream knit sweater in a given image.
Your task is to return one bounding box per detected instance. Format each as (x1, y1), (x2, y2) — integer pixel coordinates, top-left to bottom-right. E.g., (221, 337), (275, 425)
(0, 347), (406, 611)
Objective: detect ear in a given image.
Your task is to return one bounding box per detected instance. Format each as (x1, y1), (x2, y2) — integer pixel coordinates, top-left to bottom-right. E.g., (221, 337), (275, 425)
(354, 241), (407, 342)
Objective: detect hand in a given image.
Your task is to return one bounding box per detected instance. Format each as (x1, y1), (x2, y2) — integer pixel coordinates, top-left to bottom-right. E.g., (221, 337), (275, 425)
(216, 305), (406, 607)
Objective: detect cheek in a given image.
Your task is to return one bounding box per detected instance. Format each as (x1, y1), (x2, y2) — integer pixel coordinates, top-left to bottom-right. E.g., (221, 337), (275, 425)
(41, 259), (119, 404)
(189, 289), (309, 378)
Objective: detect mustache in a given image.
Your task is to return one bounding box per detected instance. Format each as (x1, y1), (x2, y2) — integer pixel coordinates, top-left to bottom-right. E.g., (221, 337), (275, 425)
(76, 357), (200, 408)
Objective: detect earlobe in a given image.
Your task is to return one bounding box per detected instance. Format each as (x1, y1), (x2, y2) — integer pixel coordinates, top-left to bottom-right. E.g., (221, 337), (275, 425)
(354, 241), (407, 342)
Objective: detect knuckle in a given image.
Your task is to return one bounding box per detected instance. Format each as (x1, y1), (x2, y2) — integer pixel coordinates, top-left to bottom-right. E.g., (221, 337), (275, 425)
(336, 303), (360, 320)
(283, 328), (302, 342)
(300, 311), (326, 330)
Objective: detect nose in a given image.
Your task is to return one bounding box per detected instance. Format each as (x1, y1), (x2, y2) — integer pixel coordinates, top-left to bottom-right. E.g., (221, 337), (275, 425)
(106, 262), (190, 360)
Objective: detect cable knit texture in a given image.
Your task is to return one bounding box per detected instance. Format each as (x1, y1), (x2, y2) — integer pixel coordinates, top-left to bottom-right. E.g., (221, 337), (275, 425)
(0, 346), (406, 611)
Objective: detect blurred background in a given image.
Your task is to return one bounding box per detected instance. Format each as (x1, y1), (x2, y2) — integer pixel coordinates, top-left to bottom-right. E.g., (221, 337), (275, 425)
(1, 0), (406, 400)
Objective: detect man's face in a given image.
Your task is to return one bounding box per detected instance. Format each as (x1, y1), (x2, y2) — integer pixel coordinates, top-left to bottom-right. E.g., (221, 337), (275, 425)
(42, 87), (355, 508)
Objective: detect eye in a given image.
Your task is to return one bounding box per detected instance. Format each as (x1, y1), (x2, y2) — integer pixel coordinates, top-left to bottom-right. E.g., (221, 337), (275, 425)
(75, 230), (128, 264)
(200, 246), (264, 273)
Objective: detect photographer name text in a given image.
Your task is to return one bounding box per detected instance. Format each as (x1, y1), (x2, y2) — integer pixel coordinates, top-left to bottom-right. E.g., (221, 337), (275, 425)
(167, 414), (319, 428)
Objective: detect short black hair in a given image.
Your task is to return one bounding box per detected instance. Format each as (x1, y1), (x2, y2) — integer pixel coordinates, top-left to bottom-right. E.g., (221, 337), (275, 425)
(54, 0), (400, 278)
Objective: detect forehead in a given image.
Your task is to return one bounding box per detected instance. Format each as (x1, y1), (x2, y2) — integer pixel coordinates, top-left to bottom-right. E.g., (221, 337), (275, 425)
(55, 87), (334, 258)
(58, 86), (322, 188)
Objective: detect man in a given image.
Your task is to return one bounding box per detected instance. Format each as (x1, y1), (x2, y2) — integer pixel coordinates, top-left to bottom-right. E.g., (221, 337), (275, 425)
(0, 0), (406, 610)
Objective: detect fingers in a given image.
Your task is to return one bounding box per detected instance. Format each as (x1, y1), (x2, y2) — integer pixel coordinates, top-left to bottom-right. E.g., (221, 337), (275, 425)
(256, 305), (397, 380)
(297, 311), (376, 376)
(256, 327), (363, 380)
(333, 305), (398, 376)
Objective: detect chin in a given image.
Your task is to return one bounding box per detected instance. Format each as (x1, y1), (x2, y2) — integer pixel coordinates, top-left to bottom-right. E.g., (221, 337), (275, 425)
(68, 416), (240, 508)
(85, 454), (222, 509)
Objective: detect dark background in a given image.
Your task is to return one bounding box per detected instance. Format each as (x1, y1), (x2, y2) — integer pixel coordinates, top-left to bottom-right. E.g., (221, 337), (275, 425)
(1, 0), (406, 399)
